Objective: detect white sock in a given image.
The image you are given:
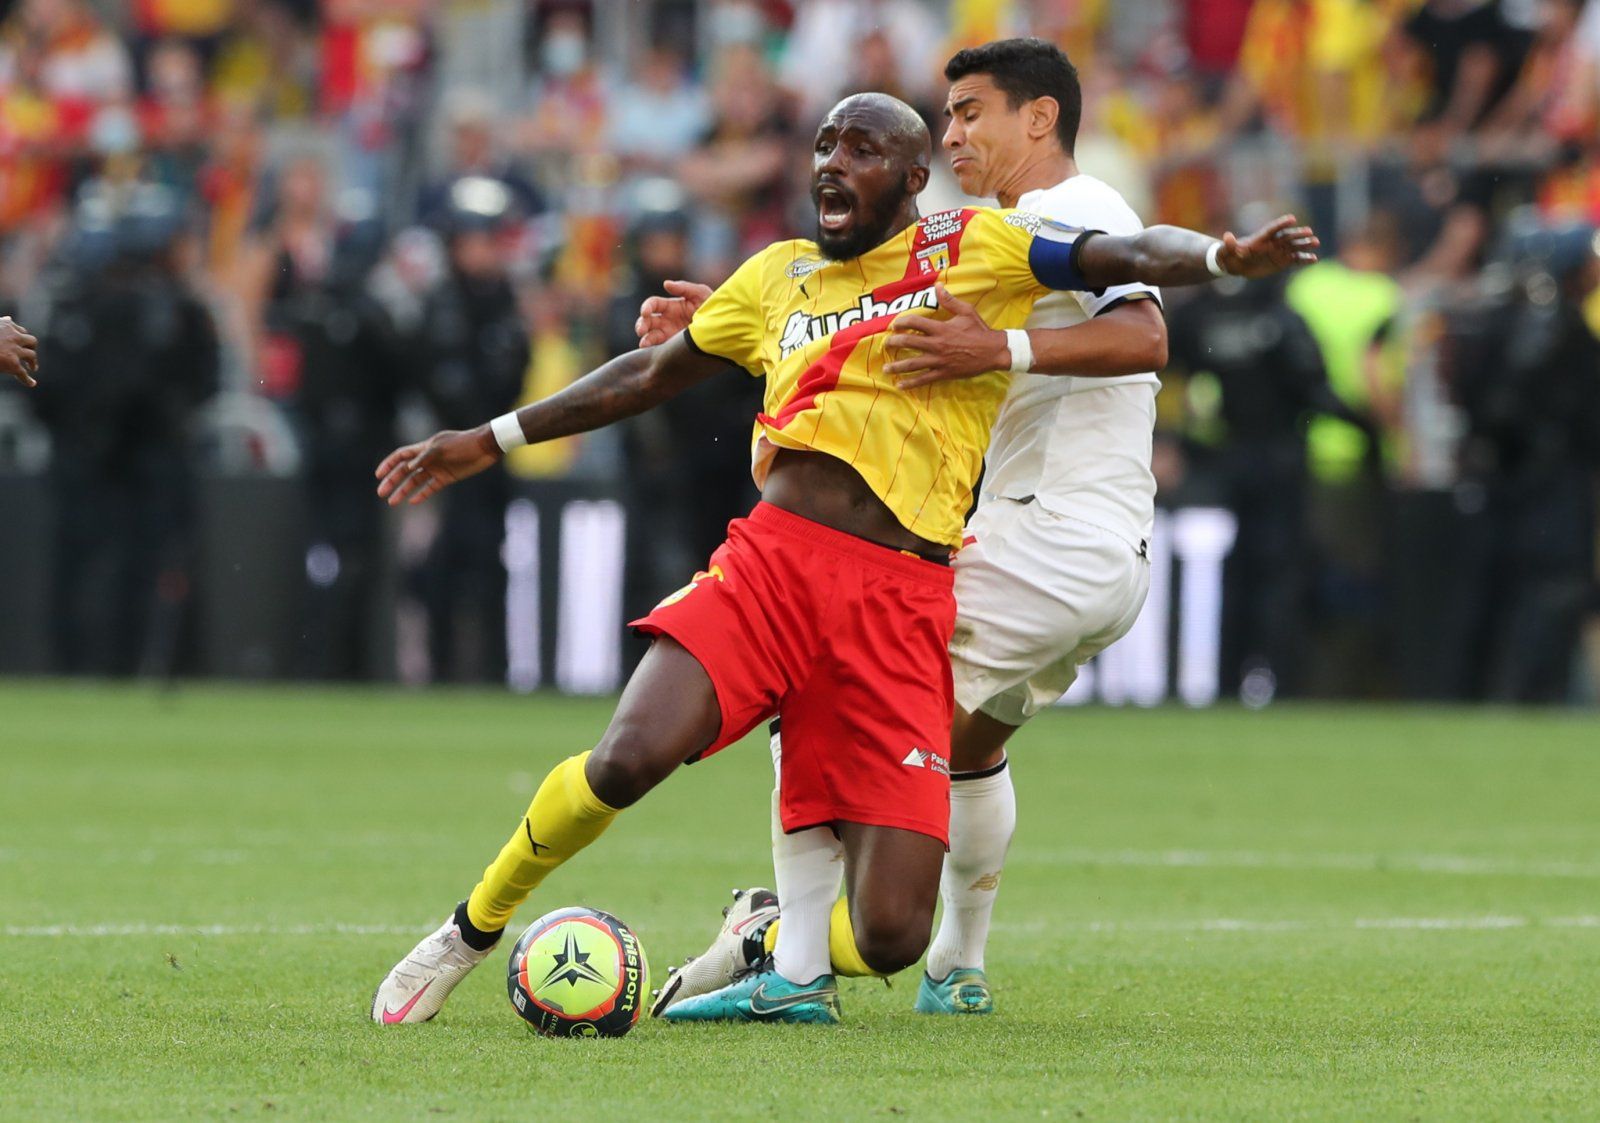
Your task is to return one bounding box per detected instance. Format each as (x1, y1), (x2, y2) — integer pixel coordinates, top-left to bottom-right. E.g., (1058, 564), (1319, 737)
(767, 725), (842, 985)
(925, 756), (1016, 979)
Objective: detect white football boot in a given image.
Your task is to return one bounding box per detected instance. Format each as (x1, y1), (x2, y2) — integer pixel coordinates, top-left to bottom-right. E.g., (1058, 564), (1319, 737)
(650, 887), (780, 1017)
(370, 912), (498, 1024)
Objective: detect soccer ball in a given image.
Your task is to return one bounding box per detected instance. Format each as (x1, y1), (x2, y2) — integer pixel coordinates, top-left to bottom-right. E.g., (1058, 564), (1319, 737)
(506, 906), (650, 1038)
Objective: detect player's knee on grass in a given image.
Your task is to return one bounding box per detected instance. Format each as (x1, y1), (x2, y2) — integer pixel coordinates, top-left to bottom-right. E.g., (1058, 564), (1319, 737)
(838, 821), (944, 974)
(849, 896), (935, 976)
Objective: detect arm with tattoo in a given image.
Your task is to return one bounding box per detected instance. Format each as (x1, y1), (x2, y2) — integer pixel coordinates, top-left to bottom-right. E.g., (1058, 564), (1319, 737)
(376, 334), (731, 505)
(1078, 214), (1319, 290)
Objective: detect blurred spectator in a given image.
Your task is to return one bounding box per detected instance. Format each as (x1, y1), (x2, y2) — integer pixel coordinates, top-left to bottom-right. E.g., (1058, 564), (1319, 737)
(677, 42), (797, 263)
(30, 183), (218, 675)
(245, 161), (401, 678)
(409, 177), (529, 683)
(506, 277), (586, 480)
(0, 0), (133, 106)
(607, 44), (709, 177)
(778, 0), (941, 123)
(138, 38), (212, 196)
(236, 153), (340, 379)
(1182, 0), (1255, 87)
(1477, 0), (1595, 167)
(516, 5), (609, 184)
(209, 0), (317, 119)
(1396, 0), (1533, 167)
(1288, 210), (1407, 485)
(318, 0), (432, 197)
(195, 101), (266, 284)
(418, 88), (544, 227)
(1287, 210), (1409, 695)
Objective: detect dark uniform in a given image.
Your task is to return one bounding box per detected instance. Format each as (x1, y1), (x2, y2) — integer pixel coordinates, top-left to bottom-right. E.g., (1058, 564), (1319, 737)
(1167, 277), (1367, 699)
(1452, 257), (1600, 702)
(410, 250), (528, 682)
(32, 224), (218, 675)
(604, 213), (762, 626)
(266, 221), (404, 678)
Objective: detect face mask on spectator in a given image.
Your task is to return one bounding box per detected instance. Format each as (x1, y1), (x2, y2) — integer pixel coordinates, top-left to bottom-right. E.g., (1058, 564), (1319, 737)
(541, 31), (587, 77)
(91, 105), (140, 157)
(712, 3), (765, 46)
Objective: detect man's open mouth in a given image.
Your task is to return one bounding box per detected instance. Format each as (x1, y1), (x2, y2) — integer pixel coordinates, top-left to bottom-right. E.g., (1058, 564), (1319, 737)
(817, 184), (855, 232)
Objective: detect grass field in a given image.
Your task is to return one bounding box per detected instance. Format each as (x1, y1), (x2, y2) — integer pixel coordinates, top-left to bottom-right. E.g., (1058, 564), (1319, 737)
(4, 683), (1600, 1121)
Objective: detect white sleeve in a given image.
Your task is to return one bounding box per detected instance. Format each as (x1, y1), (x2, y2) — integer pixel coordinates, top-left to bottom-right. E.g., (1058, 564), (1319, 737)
(1031, 182), (1162, 318)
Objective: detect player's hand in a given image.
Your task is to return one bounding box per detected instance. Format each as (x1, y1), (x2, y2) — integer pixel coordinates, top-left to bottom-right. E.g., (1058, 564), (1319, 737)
(884, 283), (1009, 390)
(0, 316), (39, 388)
(635, 280), (711, 348)
(375, 427), (501, 506)
(1217, 215), (1320, 279)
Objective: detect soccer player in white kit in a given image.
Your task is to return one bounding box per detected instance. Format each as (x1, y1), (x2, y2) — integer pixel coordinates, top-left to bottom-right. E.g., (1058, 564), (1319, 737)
(639, 39), (1317, 1018)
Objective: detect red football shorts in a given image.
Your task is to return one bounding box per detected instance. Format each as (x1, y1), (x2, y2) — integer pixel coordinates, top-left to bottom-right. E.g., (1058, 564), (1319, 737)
(631, 502), (956, 845)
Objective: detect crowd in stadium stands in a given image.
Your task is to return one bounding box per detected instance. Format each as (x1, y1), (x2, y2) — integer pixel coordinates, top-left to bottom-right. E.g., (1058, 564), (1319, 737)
(0, 0), (1597, 702)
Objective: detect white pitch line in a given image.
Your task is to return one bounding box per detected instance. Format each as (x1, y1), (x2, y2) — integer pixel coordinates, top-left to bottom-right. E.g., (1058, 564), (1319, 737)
(6, 917), (1600, 939)
(1017, 848), (1600, 880)
(0, 923), (424, 938)
(993, 915), (1600, 935)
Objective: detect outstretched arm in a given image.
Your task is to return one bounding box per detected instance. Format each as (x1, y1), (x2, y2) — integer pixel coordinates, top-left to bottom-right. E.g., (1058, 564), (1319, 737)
(376, 333), (731, 505)
(1078, 214), (1319, 289)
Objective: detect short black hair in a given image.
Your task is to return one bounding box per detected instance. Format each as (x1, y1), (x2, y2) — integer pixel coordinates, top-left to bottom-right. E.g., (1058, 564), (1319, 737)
(944, 38), (1081, 155)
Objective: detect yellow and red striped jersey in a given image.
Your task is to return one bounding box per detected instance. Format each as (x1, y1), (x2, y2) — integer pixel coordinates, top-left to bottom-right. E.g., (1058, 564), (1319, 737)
(685, 206), (1093, 547)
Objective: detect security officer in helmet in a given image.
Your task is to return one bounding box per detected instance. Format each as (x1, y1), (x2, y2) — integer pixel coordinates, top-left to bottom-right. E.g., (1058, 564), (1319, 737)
(411, 177), (530, 682)
(605, 206), (761, 628)
(31, 183), (219, 675)
(267, 196), (404, 679)
(1452, 221), (1600, 702)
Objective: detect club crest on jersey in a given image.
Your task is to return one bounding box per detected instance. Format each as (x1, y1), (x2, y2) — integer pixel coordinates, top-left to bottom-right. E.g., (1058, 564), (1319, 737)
(915, 243), (951, 274)
(778, 285), (941, 357)
(786, 255), (824, 280)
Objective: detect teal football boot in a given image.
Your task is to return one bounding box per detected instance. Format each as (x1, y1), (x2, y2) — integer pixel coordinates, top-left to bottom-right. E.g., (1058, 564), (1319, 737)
(660, 967), (841, 1024)
(914, 968), (994, 1014)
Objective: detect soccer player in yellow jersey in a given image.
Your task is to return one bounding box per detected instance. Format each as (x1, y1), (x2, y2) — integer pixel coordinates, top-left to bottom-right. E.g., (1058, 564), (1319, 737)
(369, 92), (1314, 1026)
(645, 42), (1321, 1023)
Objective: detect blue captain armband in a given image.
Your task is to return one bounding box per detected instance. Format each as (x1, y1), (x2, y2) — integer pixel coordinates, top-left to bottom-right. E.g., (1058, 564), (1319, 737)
(1020, 215), (1104, 294)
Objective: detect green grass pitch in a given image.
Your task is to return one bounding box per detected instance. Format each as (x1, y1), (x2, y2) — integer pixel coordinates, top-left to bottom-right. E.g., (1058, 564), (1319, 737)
(4, 683), (1599, 1121)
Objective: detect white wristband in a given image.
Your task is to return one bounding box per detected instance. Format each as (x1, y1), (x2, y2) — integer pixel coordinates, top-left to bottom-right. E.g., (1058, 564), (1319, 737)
(1205, 240), (1228, 278)
(490, 412), (527, 453)
(1004, 329), (1033, 374)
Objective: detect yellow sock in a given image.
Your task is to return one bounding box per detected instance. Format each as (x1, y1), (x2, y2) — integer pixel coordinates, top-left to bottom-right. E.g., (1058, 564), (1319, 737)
(826, 896), (884, 978)
(761, 897), (886, 978)
(465, 751), (619, 932)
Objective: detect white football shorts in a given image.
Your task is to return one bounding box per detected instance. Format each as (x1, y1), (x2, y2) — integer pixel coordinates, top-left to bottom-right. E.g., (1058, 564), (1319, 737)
(949, 497), (1150, 726)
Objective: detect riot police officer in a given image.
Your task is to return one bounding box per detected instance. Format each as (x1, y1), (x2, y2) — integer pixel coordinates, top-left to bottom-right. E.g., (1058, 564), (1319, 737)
(411, 177), (530, 682)
(1452, 223), (1600, 702)
(32, 184), (219, 675)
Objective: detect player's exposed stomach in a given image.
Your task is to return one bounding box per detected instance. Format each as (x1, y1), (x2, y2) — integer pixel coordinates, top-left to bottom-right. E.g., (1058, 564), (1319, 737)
(760, 448), (947, 560)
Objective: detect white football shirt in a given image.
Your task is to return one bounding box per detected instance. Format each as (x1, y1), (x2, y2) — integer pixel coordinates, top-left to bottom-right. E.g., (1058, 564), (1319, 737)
(978, 173), (1160, 550)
